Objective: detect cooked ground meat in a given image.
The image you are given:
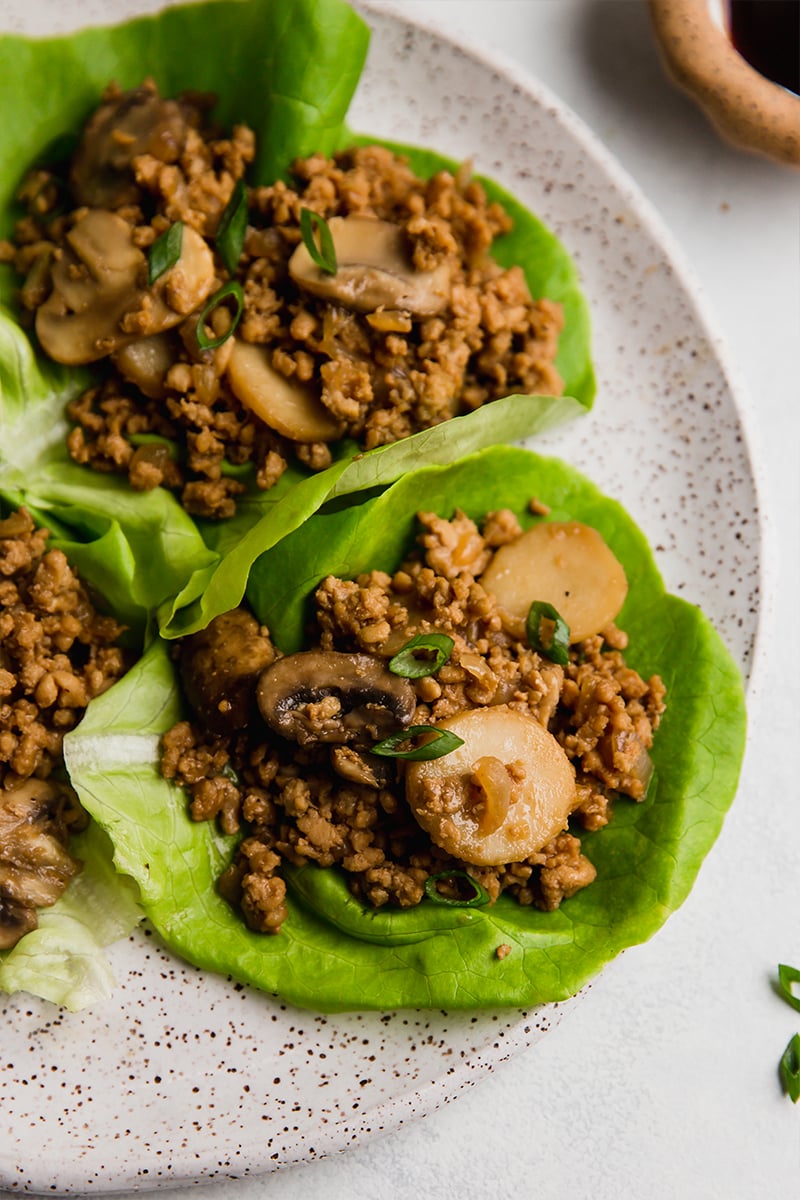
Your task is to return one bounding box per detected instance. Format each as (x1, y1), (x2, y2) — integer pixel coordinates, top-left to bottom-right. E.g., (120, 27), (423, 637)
(160, 508), (666, 935)
(0, 508), (128, 949)
(1, 80), (564, 519)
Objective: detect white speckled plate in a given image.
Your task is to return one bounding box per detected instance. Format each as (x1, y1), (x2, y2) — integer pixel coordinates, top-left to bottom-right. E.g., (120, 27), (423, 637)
(0, 0), (761, 1192)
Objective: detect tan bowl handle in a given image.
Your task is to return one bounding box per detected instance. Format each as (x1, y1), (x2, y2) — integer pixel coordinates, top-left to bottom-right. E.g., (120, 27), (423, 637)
(649, 0), (800, 165)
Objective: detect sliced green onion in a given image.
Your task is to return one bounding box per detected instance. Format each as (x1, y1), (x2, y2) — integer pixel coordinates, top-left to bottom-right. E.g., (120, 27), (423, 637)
(371, 725), (464, 761)
(778, 964), (800, 1014)
(299, 207), (337, 275)
(148, 221), (184, 285)
(526, 600), (570, 666)
(221, 762), (240, 786)
(388, 633), (454, 679)
(220, 458), (254, 480)
(129, 433), (180, 459)
(780, 1033), (800, 1102)
(195, 280), (244, 350)
(424, 870), (490, 908)
(216, 179), (248, 275)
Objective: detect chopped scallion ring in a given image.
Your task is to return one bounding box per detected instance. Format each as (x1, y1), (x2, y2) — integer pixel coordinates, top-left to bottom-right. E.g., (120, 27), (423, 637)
(220, 458), (254, 480)
(526, 600), (570, 665)
(371, 725), (464, 761)
(221, 762), (240, 785)
(129, 433), (180, 458)
(780, 1033), (800, 1102)
(299, 206), (337, 275)
(424, 870), (490, 908)
(778, 964), (800, 1014)
(388, 633), (454, 678)
(148, 221), (184, 285)
(195, 280), (244, 350)
(216, 179), (248, 275)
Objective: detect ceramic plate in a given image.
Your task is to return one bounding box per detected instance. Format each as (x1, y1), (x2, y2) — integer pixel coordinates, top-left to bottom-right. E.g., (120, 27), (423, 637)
(0, 0), (761, 1191)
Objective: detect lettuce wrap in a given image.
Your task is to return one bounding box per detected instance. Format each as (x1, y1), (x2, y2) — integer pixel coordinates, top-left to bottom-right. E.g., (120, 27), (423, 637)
(0, 493), (154, 1011)
(0, 0), (594, 645)
(64, 445), (747, 1012)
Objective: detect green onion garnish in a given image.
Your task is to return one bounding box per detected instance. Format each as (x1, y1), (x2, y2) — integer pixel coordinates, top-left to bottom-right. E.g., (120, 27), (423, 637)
(148, 221), (184, 285)
(221, 762), (240, 786)
(778, 964), (800, 1013)
(195, 280), (244, 350)
(129, 433), (180, 458)
(780, 1033), (800, 1102)
(216, 179), (248, 276)
(424, 870), (490, 908)
(526, 600), (570, 666)
(220, 458), (254, 479)
(371, 725), (464, 761)
(388, 633), (454, 679)
(299, 207), (337, 275)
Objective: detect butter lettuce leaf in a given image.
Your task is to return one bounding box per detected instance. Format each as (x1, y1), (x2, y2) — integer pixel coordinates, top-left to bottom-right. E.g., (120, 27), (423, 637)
(64, 447), (747, 1011)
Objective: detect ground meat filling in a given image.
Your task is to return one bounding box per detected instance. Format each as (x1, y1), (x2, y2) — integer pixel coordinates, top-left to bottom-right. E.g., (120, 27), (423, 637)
(1, 81), (565, 520)
(160, 509), (666, 936)
(0, 509), (128, 949)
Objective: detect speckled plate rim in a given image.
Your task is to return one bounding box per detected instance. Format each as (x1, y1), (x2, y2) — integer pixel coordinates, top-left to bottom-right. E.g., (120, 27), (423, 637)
(0, 0), (767, 1191)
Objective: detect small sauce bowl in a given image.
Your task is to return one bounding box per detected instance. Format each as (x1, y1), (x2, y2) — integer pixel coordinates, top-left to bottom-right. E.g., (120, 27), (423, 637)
(649, 0), (800, 165)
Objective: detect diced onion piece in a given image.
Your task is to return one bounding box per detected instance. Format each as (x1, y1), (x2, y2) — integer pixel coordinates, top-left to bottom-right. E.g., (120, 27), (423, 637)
(112, 332), (174, 399)
(481, 521), (628, 643)
(226, 339), (341, 442)
(404, 705), (576, 866)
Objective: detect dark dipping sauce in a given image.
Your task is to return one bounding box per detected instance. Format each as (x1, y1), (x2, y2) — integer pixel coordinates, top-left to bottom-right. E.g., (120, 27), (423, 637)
(727, 0), (800, 95)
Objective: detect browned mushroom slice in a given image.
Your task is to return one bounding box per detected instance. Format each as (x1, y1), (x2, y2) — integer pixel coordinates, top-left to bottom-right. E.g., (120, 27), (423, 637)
(179, 609), (278, 734)
(0, 778), (83, 949)
(35, 209), (215, 365)
(226, 340), (342, 442)
(69, 80), (191, 209)
(288, 216), (451, 315)
(257, 651), (416, 747)
(0, 894), (38, 951)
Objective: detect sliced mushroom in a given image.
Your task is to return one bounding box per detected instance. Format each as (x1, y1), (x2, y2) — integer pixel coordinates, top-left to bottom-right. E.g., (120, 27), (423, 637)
(481, 521), (629, 644)
(179, 609), (277, 734)
(288, 216), (451, 316)
(0, 893), (38, 951)
(35, 209), (215, 365)
(404, 706), (576, 866)
(257, 650), (416, 747)
(70, 80), (191, 209)
(0, 778), (82, 949)
(226, 339), (342, 442)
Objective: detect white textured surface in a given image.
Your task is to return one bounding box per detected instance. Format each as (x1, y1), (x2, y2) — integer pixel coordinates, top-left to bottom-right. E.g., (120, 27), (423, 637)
(1, 1), (799, 1196)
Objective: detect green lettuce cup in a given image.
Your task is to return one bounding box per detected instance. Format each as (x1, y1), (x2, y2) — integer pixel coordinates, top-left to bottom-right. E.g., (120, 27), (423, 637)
(64, 446), (747, 1011)
(0, 0), (593, 621)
